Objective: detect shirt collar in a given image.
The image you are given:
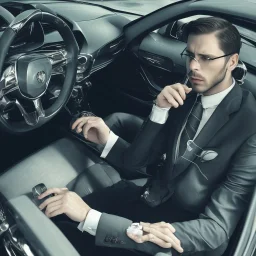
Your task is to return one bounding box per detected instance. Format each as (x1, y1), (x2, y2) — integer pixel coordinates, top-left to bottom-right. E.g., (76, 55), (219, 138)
(201, 78), (236, 109)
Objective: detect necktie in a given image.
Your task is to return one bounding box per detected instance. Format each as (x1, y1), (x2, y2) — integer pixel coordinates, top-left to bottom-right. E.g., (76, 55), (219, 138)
(179, 95), (203, 156)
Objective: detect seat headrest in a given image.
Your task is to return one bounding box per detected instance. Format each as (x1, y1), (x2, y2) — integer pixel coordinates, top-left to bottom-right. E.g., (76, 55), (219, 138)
(234, 60), (256, 99)
(233, 60), (247, 85)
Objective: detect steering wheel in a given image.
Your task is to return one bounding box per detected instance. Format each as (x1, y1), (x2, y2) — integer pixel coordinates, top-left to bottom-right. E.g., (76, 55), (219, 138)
(0, 9), (79, 133)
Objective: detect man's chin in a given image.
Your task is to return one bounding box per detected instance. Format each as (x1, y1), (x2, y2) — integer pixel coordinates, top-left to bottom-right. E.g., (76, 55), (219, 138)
(191, 83), (207, 93)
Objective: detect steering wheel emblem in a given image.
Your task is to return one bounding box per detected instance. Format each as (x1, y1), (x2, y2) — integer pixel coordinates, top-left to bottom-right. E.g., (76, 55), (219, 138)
(36, 71), (46, 83)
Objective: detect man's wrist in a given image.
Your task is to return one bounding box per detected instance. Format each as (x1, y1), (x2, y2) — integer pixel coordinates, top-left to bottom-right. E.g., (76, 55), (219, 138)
(82, 207), (92, 222)
(153, 99), (171, 110)
(102, 129), (111, 146)
(100, 131), (119, 158)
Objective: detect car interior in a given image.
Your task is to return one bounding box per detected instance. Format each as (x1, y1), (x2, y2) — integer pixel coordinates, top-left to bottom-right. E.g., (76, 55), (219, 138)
(0, 0), (256, 255)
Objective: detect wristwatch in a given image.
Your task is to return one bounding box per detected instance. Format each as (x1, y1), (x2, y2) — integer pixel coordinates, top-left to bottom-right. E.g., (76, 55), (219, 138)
(127, 223), (143, 237)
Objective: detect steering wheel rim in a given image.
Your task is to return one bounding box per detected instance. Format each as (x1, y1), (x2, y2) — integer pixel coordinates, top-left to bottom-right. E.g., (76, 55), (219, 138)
(0, 9), (79, 133)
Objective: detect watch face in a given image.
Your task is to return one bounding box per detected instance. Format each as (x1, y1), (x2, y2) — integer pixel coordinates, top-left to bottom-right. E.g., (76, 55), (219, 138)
(127, 223), (143, 237)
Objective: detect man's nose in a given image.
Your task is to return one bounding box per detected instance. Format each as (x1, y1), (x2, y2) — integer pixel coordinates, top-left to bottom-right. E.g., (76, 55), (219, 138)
(189, 58), (200, 71)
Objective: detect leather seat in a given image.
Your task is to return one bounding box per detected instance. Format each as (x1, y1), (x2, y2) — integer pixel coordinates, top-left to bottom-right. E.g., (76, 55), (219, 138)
(0, 137), (145, 200)
(0, 136), (148, 200)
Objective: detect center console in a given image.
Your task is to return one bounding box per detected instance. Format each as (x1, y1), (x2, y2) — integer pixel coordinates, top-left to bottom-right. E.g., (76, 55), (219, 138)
(0, 193), (80, 256)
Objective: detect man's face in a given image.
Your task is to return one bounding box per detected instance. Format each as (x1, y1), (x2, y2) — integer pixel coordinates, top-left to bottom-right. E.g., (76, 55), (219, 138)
(186, 33), (230, 94)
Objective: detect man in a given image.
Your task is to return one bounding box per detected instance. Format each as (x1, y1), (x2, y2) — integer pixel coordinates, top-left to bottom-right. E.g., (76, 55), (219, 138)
(39, 17), (256, 256)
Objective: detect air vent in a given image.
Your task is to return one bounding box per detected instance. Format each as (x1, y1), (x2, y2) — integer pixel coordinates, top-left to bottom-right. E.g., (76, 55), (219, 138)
(109, 38), (125, 50)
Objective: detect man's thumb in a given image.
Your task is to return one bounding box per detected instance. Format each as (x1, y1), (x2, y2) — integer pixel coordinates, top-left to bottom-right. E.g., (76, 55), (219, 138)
(184, 86), (192, 94)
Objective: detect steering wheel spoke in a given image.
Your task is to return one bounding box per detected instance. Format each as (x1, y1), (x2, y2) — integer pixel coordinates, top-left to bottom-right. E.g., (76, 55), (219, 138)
(45, 50), (68, 75)
(0, 95), (15, 115)
(0, 64), (19, 98)
(15, 98), (45, 126)
(33, 98), (45, 119)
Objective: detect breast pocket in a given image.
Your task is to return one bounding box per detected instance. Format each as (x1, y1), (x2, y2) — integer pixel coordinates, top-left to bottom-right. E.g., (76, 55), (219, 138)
(198, 149), (219, 163)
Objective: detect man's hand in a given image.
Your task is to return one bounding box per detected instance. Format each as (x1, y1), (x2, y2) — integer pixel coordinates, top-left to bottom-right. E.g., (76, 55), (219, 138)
(127, 221), (183, 253)
(71, 116), (110, 145)
(156, 83), (192, 108)
(38, 188), (91, 222)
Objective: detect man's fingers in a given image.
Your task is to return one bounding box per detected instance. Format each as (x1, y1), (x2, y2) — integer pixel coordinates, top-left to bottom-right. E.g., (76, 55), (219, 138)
(167, 87), (184, 105)
(143, 226), (181, 249)
(47, 208), (65, 218)
(142, 230), (183, 253)
(38, 188), (65, 199)
(39, 194), (63, 210)
(147, 222), (176, 233)
(142, 233), (172, 248)
(176, 86), (186, 100)
(45, 202), (62, 217)
(147, 234), (182, 252)
(71, 117), (88, 130)
(161, 91), (179, 108)
(140, 222), (151, 227)
(71, 116), (97, 130)
(126, 232), (143, 243)
(76, 120), (88, 133)
(182, 84), (192, 94)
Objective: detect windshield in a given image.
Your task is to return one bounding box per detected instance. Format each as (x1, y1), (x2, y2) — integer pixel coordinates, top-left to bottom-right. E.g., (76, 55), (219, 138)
(83, 0), (179, 15)
(0, 0), (179, 15)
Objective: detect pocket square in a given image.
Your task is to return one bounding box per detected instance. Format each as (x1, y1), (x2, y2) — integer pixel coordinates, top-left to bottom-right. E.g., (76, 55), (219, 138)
(199, 150), (218, 162)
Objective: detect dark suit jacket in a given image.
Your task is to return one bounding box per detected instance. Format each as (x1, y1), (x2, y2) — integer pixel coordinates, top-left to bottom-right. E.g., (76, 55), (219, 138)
(95, 84), (256, 255)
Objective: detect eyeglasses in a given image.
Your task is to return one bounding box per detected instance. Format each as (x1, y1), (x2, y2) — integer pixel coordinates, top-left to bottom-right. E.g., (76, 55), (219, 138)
(180, 48), (236, 66)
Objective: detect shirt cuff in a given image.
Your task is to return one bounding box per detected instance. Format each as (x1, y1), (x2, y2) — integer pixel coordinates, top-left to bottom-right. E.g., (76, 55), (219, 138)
(77, 209), (102, 236)
(149, 104), (170, 124)
(100, 131), (119, 158)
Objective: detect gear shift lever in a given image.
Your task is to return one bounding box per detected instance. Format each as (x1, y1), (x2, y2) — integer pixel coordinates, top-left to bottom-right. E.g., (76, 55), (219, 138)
(32, 183), (54, 206)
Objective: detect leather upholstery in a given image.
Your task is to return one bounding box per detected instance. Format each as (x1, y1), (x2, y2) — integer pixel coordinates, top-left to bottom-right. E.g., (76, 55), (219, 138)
(0, 137), (119, 199)
(0, 137), (147, 200)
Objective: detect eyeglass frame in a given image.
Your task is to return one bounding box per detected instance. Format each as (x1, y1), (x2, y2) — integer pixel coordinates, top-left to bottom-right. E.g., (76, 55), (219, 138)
(180, 47), (237, 65)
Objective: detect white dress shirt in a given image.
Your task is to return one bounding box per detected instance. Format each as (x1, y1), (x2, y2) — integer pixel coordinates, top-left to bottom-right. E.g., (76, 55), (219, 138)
(78, 78), (236, 235)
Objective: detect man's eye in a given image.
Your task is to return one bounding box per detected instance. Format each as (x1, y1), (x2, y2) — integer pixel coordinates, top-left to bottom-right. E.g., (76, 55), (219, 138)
(188, 54), (195, 59)
(201, 56), (211, 61)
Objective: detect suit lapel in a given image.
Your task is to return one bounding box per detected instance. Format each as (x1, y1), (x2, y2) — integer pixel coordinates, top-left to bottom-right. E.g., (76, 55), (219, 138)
(171, 83), (243, 180)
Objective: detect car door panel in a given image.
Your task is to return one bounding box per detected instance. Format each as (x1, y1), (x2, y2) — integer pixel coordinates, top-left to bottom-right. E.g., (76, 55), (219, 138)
(90, 31), (187, 118)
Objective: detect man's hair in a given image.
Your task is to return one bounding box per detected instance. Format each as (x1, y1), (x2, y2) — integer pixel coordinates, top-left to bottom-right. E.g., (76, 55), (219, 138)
(184, 17), (241, 55)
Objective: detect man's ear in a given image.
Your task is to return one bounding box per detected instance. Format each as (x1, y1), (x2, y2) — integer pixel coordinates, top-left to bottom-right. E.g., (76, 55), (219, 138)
(228, 53), (239, 72)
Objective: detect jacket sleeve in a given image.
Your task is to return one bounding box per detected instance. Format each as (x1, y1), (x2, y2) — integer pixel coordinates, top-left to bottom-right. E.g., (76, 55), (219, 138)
(105, 116), (170, 172)
(170, 133), (256, 255)
(95, 213), (173, 255)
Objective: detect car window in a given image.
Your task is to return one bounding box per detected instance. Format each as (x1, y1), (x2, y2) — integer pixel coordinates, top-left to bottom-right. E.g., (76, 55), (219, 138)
(156, 15), (256, 71)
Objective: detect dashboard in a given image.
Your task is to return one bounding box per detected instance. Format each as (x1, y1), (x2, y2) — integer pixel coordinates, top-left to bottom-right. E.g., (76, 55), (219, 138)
(0, 1), (131, 84)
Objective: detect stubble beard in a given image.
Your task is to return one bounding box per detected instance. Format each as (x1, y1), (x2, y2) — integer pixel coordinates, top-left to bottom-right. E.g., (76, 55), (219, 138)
(191, 65), (228, 95)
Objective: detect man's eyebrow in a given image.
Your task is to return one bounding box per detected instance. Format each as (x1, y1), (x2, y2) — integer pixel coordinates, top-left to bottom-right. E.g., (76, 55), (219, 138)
(185, 49), (193, 54)
(185, 49), (214, 57)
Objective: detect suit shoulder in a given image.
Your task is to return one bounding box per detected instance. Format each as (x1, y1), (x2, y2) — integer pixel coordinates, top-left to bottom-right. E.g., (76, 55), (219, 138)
(241, 88), (256, 111)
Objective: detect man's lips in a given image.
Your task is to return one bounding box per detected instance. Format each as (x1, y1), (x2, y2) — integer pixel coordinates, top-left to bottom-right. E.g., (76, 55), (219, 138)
(190, 76), (204, 82)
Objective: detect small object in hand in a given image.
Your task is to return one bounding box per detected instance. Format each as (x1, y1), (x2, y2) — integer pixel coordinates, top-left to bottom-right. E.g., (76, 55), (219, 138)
(127, 223), (143, 237)
(32, 183), (54, 206)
